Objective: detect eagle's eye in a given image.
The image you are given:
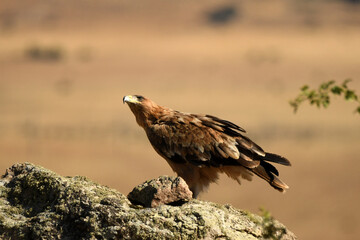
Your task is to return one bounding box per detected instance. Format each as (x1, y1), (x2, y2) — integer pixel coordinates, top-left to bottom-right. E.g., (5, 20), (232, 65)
(135, 95), (145, 101)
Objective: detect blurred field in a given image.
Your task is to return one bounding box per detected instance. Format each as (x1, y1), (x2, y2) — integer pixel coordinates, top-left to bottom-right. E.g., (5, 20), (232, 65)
(1, 0), (360, 239)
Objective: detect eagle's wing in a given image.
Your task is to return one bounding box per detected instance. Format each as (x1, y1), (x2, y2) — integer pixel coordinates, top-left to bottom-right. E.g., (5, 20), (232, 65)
(146, 113), (290, 192)
(146, 113), (255, 167)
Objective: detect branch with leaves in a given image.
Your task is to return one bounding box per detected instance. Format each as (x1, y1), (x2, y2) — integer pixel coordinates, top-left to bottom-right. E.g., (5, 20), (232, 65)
(290, 79), (360, 115)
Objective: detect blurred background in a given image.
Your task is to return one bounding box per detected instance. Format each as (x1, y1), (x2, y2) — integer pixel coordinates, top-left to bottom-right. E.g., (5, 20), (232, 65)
(1, 0), (360, 239)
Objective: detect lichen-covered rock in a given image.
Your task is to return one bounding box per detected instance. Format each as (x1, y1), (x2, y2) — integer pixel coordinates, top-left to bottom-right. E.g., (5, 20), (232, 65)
(128, 176), (193, 207)
(0, 163), (297, 239)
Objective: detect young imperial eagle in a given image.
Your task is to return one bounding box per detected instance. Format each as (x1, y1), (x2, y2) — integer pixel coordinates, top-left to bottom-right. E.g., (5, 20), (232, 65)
(123, 95), (291, 198)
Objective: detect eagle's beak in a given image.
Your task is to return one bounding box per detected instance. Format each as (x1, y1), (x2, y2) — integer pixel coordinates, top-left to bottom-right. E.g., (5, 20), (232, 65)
(123, 95), (140, 104)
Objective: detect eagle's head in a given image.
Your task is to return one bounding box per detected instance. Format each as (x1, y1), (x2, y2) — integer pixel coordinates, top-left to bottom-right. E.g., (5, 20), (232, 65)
(123, 95), (148, 114)
(123, 95), (146, 105)
(123, 95), (161, 128)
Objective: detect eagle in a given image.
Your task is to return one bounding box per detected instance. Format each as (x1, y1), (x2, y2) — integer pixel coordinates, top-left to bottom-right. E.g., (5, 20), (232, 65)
(123, 95), (291, 198)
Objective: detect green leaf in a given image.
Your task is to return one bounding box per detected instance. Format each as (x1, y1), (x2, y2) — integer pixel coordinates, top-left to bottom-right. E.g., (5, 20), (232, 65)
(322, 101), (329, 108)
(289, 101), (298, 113)
(321, 96), (330, 108)
(342, 79), (352, 89)
(345, 90), (358, 101)
(331, 86), (343, 95)
(301, 85), (309, 91)
(319, 82), (327, 90)
(356, 106), (360, 114)
(308, 90), (316, 98)
(320, 80), (335, 90)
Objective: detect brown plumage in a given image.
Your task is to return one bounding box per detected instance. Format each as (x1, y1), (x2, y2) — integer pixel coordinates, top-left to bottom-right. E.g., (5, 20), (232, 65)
(123, 95), (291, 198)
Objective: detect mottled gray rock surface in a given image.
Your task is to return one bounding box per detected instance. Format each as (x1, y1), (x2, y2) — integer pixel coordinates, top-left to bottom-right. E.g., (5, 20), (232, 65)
(128, 176), (193, 208)
(0, 163), (297, 239)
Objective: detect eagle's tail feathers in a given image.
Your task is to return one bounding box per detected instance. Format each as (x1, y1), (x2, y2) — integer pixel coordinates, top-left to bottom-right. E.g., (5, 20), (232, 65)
(263, 152), (291, 166)
(251, 164), (289, 192)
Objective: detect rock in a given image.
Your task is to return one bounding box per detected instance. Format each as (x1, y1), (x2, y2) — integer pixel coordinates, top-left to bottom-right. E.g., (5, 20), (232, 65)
(127, 176), (193, 208)
(0, 163), (297, 239)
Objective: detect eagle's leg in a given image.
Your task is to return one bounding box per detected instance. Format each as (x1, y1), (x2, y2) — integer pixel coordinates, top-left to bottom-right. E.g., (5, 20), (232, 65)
(190, 185), (200, 199)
